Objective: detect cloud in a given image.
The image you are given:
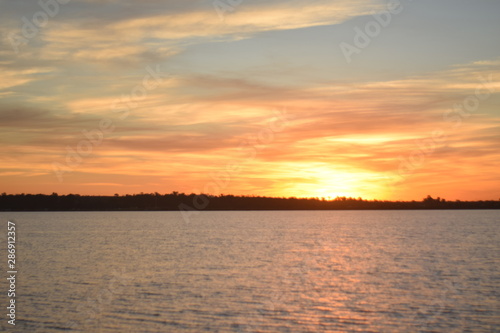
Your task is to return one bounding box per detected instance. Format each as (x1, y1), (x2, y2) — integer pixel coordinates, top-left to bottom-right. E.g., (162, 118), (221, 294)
(15, 0), (382, 65)
(0, 66), (55, 90)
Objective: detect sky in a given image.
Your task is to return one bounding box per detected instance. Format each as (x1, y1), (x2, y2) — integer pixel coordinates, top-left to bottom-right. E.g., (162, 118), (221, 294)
(0, 0), (499, 201)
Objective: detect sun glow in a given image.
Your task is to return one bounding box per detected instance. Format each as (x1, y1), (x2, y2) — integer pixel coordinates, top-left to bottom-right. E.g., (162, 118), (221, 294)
(283, 165), (378, 199)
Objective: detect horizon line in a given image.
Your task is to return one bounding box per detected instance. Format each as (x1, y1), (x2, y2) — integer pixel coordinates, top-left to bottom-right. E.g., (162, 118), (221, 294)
(2, 192), (499, 202)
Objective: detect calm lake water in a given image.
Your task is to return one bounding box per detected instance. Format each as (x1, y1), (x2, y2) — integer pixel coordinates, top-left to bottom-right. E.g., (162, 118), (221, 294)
(0, 210), (498, 332)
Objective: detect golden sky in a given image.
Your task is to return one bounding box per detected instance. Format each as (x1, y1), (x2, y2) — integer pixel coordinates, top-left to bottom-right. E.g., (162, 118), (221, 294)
(1, 0), (499, 200)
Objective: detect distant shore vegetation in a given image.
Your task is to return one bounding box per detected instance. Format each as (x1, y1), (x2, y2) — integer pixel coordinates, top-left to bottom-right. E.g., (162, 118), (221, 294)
(1, 193), (499, 211)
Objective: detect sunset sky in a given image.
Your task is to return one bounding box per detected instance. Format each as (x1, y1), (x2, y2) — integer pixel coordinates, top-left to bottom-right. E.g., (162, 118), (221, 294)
(1, 0), (499, 200)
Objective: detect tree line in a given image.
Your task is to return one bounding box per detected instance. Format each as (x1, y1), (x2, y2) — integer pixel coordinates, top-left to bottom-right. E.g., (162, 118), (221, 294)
(0, 192), (499, 211)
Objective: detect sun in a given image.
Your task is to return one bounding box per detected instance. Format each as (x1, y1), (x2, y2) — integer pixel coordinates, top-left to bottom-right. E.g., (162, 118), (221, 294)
(282, 165), (383, 199)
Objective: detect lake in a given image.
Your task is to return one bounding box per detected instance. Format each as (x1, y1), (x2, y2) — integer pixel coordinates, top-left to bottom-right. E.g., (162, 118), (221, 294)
(0, 210), (498, 332)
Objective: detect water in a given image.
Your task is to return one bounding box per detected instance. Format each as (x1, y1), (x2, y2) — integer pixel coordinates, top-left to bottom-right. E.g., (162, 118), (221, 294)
(0, 210), (498, 332)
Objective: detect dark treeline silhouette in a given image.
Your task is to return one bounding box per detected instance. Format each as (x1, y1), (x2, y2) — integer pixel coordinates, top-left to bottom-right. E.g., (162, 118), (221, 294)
(0, 193), (499, 211)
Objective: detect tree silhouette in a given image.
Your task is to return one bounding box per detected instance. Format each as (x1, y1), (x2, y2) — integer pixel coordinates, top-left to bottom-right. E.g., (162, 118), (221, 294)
(0, 192), (498, 211)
